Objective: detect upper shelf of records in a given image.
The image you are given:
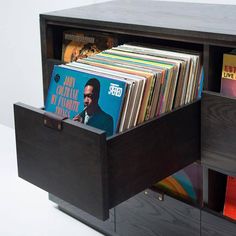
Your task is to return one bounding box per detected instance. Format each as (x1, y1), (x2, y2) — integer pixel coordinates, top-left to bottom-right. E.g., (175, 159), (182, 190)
(40, 1), (236, 101)
(42, 28), (234, 100)
(41, 0), (236, 46)
(44, 24), (203, 61)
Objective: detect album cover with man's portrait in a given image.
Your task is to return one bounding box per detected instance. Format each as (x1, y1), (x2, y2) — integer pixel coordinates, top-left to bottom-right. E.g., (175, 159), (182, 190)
(45, 65), (127, 137)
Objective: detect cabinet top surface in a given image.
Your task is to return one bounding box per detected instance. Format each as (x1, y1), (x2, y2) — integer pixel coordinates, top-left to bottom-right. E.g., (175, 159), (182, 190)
(42, 0), (236, 38)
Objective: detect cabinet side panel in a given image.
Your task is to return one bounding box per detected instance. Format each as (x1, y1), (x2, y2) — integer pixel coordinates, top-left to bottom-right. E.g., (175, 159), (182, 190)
(40, 16), (48, 103)
(201, 92), (236, 176)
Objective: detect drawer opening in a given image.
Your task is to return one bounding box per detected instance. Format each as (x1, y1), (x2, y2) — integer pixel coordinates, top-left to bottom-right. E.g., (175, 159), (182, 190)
(204, 45), (234, 92)
(205, 169), (227, 213)
(204, 168), (236, 224)
(14, 100), (200, 220)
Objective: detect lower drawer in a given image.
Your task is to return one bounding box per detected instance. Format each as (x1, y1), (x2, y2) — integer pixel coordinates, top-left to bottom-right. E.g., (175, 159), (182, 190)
(115, 189), (201, 236)
(201, 210), (236, 236)
(14, 100), (200, 220)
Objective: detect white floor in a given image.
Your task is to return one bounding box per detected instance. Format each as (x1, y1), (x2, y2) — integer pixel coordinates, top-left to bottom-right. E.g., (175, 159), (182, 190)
(0, 124), (103, 236)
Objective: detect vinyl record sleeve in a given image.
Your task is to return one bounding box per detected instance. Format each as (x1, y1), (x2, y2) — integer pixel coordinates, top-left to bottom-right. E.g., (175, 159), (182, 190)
(45, 65), (127, 137)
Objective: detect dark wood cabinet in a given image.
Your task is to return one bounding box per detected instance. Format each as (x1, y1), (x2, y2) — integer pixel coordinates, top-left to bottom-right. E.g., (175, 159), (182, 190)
(14, 0), (236, 235)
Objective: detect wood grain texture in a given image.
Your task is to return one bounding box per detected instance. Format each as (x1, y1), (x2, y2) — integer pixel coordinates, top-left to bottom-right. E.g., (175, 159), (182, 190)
(201, 210), (236, 236)
(14, 102), (109, 220)
(40, 0), (236, 46)
(116, 190), (201, 236)
(108, 100), (200, 208)
(49, 194), (117, 236)
(201, 91), (236, 176)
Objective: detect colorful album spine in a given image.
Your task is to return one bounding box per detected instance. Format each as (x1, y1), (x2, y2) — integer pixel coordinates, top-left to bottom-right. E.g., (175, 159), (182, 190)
(197, 67), (204, 98)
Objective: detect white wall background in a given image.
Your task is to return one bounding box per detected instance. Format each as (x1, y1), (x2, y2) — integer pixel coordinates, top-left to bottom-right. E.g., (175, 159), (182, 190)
(0, 0), (236, 128)
(0, 0), (109, 128)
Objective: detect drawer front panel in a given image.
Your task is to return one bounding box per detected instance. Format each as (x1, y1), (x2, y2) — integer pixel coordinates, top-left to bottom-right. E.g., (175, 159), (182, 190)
(201, 92), (236, 176)
(14, 103), (109, 220)
(116, 190), (201, 236)
(201, 210), (236, 236)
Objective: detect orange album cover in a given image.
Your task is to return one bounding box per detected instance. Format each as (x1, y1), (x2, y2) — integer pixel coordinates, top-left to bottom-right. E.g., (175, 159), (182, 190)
(61, 30), (118, 63)
(223, 176), (236, 220)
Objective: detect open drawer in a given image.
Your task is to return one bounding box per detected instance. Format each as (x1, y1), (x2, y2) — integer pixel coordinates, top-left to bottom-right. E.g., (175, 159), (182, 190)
(14, 101), (200, 220)
(201, 91), (236, 176)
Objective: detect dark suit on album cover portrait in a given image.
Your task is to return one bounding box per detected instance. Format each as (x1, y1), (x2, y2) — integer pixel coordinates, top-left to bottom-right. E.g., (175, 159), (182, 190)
(73, 78), (114, 137)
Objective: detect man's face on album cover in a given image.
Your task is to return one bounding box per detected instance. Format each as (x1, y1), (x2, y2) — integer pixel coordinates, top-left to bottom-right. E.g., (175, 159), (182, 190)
(84, 85), (97, 115)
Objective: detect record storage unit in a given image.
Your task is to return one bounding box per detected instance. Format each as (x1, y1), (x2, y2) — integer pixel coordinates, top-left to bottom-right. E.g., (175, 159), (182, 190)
(14, 1), (236, 235)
